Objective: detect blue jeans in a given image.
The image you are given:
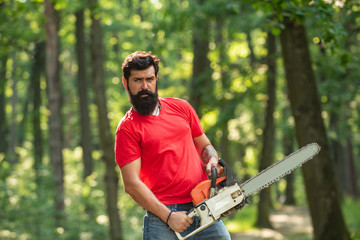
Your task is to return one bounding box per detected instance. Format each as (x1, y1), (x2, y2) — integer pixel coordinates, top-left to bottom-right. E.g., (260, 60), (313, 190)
(143, 202), (231, 240)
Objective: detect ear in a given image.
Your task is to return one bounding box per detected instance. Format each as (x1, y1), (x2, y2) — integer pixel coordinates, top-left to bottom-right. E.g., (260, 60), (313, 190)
(122, 77), (128, 90)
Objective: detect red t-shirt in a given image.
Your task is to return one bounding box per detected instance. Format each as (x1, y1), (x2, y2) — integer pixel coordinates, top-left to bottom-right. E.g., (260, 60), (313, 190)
(115, 97), (208, 205)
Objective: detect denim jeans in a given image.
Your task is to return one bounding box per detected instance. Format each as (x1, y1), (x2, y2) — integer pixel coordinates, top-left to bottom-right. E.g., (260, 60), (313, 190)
(143, 202), (231, 240)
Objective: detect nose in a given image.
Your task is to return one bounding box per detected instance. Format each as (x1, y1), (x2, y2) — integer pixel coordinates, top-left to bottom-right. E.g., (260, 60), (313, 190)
(141, 80), (149, 90)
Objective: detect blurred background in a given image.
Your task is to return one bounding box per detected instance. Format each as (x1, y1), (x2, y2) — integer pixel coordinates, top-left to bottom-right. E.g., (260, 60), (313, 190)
(0, 0), (359, 239)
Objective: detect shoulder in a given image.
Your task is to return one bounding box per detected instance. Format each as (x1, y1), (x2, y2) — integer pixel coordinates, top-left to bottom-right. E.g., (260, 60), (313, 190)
(116, 110), (137, 133)
(160, 97), (199, 122)
(160, 97), (192, 109)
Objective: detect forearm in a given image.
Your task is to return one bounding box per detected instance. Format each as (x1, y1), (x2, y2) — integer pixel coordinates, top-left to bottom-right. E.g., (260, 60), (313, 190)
(193, 134), (223, 176)
(124, 179), (170, 223)
(200, 145), (218, 166)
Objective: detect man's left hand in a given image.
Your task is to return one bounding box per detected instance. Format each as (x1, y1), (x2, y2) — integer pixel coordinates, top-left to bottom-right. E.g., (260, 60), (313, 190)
(206, 158), (224, 178)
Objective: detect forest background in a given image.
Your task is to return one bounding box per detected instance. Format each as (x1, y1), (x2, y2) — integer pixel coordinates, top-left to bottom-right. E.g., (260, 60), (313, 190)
(0, 0), (359, 240)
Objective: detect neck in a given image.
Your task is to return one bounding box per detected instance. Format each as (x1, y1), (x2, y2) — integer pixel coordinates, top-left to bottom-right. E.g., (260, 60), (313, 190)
(152, 102), (160, 116)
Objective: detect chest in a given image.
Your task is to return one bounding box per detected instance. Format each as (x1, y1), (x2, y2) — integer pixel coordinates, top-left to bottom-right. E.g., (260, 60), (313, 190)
(140, 113), (191, 150)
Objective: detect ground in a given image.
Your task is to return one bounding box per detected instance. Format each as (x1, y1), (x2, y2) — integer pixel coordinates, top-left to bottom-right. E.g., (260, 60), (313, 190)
(231, 206), (313, 240)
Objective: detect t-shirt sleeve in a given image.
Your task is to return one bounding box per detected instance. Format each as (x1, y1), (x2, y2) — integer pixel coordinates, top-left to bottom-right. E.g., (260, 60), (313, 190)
(184, 101), (204, 138)
(115, 125), (141, 168)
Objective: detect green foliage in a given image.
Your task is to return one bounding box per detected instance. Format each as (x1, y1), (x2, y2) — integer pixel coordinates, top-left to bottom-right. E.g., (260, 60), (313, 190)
(0, 146), (147, 239)
(342, 198), (360, 239)
(0, 146), (109, 240)
(250, 0), (348, 50)
(0, 0), (44, 56)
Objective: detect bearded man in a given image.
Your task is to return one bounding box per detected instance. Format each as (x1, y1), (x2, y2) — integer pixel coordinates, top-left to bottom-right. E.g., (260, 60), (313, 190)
(115, 51), (231, 240)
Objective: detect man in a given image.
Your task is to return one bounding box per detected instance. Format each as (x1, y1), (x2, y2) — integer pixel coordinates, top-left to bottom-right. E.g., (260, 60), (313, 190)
(115, 51), (231, 240)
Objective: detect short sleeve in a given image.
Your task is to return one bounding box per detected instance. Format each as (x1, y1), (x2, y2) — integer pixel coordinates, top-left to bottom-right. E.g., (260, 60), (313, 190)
(115, 125), (141, 168)
(184, 101), (204, 138)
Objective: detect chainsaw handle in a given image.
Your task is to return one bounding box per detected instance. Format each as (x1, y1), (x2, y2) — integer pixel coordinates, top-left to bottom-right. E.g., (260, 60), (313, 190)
(174, 209), (198, 240)
(210, 167), (217, 197)
(175, 207), (215, 240)
(210, 167), (217, 187)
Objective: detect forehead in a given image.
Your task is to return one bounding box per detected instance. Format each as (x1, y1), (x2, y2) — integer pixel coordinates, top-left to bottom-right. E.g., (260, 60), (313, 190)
(129, 66), (156, 79)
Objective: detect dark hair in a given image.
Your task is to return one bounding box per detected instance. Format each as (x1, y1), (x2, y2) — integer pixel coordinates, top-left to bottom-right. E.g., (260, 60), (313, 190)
(122, 51), (160, 81)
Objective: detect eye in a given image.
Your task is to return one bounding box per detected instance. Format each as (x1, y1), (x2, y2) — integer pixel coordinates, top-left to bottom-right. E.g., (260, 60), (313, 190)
(147, 77), (154, 82)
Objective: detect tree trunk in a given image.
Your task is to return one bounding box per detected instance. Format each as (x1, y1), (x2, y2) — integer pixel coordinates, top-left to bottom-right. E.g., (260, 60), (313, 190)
(279, 91), (296, 205)
(344, 140), (358, 198)
(0, 55), (8, 155)
(329, 114), (346, 198)
(282, 125), (296, 205)
(189, 0), (212, 115)
(44, 0), (65, 228)
(280, 17), (350, 240)
(215, 18), (230, 162)
(246, 31), (256, 67)
(341, 10), (359, 199)
(255, 32), (276, 228)
(89, 1), (123, 239)
(30, 41), (46, 239)
(8, 52), (18, 165)
(31, 42), (45, 186)
(75, 9), (94, 179)
(30, 42), (45, 188)
(17, 84), (30, 147)
(317, 35), (346, 200)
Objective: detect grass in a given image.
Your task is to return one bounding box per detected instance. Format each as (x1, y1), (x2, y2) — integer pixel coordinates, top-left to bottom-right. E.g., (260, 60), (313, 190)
(224, 198), (360, 240)
(223, 203), (258, 232)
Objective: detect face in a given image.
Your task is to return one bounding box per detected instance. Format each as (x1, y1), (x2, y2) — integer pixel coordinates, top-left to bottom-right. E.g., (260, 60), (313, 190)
(123, 66), (159, 115)
(126, 66), (157, 95)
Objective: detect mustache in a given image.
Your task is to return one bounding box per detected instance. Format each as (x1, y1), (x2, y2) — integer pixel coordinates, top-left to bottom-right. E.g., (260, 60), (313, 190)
(134, 89), (156, 98)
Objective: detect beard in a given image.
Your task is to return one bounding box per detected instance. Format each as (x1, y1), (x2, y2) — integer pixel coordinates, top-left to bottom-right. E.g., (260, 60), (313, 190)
(129, 87), (159, 115)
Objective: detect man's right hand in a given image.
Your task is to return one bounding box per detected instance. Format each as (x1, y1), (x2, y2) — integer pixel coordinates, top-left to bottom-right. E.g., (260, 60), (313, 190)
(167, 211), (193, 233)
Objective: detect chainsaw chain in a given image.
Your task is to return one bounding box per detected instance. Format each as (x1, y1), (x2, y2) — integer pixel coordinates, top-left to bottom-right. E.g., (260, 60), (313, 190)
(239, 143), (320, 198)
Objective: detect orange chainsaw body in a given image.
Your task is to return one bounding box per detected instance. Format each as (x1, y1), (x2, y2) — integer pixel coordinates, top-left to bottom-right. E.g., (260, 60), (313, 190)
(190, 176), (227, 205)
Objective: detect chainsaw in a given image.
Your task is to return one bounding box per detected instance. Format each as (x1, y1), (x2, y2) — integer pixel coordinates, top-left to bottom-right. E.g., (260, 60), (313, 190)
(175, 142), (320, 240)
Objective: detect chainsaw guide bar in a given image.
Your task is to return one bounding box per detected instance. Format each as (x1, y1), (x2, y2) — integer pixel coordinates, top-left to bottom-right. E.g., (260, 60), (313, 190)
(240, 142), (321, 198)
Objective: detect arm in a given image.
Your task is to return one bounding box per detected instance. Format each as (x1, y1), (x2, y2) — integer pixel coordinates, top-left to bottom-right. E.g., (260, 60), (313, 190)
(120, 158), (193, 232)
(193, 133), (224, 177)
